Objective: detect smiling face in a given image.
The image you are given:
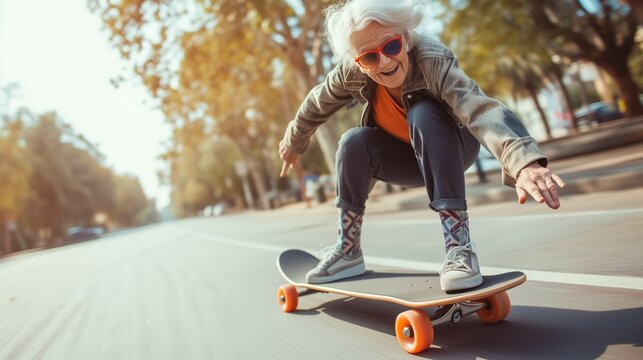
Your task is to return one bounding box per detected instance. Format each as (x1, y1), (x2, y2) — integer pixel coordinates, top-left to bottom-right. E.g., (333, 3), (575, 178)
(351, 21), (409, 91)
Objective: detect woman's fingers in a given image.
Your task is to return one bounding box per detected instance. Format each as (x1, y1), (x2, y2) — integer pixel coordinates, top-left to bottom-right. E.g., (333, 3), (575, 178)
(515, 186), (528, 204)
(544, 177), (561, 209)
(280, 162), (289, 177)
(526, 182), (545, 204)
(552, 173), (566, 188)
(278, 141), (298, 177)
(279, 155), (298, 177)
(517, 171), (564, 209)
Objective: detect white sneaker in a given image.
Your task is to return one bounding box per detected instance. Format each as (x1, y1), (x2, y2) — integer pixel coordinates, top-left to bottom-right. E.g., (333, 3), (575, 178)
(440, 243), (483, 291)
(305, 244), (365, 284)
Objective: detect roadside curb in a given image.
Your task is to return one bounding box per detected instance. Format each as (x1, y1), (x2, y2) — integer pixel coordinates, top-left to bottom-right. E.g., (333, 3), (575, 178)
(397, 168), (643, 211)
(541, 117), (643, 161)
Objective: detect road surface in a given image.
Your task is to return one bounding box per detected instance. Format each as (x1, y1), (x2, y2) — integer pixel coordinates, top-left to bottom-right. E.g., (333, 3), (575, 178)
(1, 188), (642, 359)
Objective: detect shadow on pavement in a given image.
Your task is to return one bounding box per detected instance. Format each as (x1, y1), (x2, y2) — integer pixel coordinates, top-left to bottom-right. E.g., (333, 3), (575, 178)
(299, 295), (643, 359)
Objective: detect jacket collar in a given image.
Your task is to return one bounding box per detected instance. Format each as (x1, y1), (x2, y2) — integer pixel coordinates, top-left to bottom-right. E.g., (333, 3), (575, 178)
(402, 45), (429, 94)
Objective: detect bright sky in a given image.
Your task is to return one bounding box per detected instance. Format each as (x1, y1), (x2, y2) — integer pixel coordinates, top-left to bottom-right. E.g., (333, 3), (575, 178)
(0, 0), (172, 209)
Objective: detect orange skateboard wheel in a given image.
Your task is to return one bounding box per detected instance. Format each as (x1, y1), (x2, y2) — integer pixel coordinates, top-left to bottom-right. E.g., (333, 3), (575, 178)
(277, 284), (298, 312)
(395, 309), (434, 354)
(476, 291), (511, 323)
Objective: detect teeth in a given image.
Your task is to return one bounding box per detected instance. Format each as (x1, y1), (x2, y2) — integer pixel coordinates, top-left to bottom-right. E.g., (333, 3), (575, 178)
(383, 65), (398, 75)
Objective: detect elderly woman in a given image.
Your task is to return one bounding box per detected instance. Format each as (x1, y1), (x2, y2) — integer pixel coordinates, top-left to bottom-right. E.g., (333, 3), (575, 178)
(279, 0), (565, 291)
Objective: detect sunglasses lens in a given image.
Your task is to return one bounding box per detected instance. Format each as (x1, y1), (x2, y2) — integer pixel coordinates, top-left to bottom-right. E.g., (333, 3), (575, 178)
(383, 38), (402, 56)
(359, 52), (379, 68)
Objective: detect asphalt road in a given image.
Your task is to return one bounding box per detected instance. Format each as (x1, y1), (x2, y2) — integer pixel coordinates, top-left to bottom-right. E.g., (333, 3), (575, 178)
(1, 188), (642, 359)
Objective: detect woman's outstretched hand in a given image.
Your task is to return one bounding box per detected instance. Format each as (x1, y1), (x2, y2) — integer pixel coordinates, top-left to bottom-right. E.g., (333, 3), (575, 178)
(279, 140), (299, 177)
(515, 162), (566, 209)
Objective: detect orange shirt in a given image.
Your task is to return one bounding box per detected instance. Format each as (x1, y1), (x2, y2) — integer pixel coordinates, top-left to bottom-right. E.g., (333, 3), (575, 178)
(372, 85), (410, 143)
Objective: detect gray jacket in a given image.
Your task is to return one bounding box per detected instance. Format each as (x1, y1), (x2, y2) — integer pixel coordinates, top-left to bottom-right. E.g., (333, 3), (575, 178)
(283, 36), (548, 187)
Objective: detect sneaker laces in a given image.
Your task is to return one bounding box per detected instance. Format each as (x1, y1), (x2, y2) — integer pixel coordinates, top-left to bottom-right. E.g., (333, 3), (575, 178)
(316, 243), (343, 269)
(318, 243), (339, 257)
(440, 242), (477, 274)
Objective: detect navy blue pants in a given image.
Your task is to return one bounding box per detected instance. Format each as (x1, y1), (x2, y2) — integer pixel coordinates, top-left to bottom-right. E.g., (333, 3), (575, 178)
(335, 99), (480, 214)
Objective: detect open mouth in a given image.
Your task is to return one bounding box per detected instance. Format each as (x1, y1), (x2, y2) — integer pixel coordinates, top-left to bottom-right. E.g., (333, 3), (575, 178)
(381, 64), (399, 76)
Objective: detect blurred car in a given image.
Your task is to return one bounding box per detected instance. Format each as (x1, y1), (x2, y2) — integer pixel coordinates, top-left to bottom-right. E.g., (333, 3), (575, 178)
(213, 202), (227, 216)
(574, 102), (623, 126)
(67, 226), (104, 241)
(204, 201), (230, 216)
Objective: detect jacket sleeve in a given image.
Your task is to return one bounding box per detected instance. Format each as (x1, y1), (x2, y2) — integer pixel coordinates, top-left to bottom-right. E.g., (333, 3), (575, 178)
(283, 63), (355, 155)
(436, 55), (548, 187)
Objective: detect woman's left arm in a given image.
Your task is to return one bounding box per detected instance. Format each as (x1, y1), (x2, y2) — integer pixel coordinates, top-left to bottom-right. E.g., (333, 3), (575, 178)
(433, 51), (566, 208)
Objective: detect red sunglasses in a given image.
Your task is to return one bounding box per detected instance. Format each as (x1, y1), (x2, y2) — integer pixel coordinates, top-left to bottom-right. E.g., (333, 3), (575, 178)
(354, 35), (403, 69)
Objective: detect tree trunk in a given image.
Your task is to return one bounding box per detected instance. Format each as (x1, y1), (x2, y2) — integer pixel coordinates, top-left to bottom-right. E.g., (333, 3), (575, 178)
(624, 0), (643, 24)
(313, 126), (338, 175)
(551, 63), (579, 131)
(247, 164), (269, 210)
(236, 138), (270, 210)
(1, 212), (9, 254)
(527, 81), (552, 140)
(51, 210), (63, 246)
(291, 54), (339, 177)
(600, 58), (643, 117)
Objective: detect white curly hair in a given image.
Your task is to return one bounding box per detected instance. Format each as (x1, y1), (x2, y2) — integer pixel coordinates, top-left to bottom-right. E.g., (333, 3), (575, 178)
(322, 0), (430, 68)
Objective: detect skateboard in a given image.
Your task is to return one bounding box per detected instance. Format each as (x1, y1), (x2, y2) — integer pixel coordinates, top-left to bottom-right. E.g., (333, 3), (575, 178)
(276, 249), (526, 354)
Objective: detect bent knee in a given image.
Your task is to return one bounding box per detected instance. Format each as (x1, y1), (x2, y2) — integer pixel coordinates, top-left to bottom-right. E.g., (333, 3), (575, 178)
(338, 127), (376, 149)
(407, 99), (456, 131)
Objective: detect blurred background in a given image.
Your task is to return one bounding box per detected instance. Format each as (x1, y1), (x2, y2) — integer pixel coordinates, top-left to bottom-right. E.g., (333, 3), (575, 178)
(1, 0), (641, 254)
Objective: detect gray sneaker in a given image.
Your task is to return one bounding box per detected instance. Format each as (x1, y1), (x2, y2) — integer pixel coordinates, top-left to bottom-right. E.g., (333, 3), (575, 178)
(305, 244), (366, 284)
(439, 243), (483, 291)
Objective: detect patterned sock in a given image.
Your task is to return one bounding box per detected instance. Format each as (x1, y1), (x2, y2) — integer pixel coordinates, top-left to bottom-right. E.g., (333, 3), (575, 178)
(439, 209), (470, 252)
(337, 208), (363, 256)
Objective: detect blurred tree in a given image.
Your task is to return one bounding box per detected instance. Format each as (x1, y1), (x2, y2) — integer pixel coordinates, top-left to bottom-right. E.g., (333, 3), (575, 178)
(21, 112), (118, 242)
(629, 43), (643, 90)
(439, 0), (588, 133)
(88, 0), (343, 207)
(197, 137), (244, 207)
(168, 15), (289, 210)
(1, 106), (155, 250)
(623, 0), (643, 24)
(541, 55), (580, 130)
(439, 0), (641, 125)
(0, 117), (31, 214)
(439, 0), (562, 136)
(500, 55), (554, 139)
(0, 115), (32, 250)
(21, 113), (77, 241)
(136, 198), (160, 225)
(533, 0), (642, 117)
(205, 0), (342, 175)
(163, 120), (215, 216)
(113, 174), (150, 227)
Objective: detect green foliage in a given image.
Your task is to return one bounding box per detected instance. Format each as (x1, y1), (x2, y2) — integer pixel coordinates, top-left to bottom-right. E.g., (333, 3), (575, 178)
(437, 0), (641, 116)
(438, 0), (556, 96)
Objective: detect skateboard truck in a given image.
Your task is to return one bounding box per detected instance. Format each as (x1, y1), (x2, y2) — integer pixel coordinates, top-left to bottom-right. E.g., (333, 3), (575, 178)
(401, 301), (487, 338)
(430, 301), (487, 326)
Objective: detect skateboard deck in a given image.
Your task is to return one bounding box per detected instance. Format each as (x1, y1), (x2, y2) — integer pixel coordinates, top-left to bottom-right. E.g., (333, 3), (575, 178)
(276, 249), (526, 354)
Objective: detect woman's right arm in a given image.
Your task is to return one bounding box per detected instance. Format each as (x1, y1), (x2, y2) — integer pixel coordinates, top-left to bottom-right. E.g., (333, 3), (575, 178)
(281, 62), (355, 156)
